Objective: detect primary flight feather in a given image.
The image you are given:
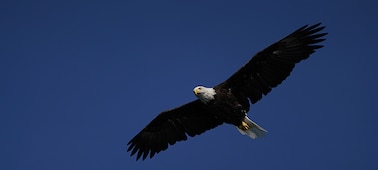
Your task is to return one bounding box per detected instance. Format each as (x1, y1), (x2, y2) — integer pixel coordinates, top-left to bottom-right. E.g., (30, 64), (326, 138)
(127, 23), (327, 160)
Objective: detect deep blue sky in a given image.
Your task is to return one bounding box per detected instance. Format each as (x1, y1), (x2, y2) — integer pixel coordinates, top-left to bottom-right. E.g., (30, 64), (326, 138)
(1, 0), (378, 170)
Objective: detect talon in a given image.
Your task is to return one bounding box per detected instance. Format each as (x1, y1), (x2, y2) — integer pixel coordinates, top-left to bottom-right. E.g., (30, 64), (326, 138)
(238, 121), (249, 130)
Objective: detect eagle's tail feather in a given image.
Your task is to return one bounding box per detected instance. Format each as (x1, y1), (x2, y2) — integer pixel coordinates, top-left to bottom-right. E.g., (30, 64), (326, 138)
(236, 116), (267, 139)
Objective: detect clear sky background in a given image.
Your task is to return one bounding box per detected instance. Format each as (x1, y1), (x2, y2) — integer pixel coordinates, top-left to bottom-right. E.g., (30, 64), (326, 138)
(1, 0), (378, 170)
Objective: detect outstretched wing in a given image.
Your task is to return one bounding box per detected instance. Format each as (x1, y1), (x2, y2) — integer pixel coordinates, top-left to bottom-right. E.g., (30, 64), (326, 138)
(127, 100), (223, 160)
(220, 23), (327, 104)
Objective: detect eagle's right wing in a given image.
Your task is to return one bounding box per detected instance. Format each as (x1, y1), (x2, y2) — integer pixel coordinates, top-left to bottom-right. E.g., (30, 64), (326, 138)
(220, 23), (327, 104)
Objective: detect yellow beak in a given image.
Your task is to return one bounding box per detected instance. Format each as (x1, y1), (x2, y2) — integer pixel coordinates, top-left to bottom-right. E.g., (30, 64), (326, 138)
(193, 88), (201, 95)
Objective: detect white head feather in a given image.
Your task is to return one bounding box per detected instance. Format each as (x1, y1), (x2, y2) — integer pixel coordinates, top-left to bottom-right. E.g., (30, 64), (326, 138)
(193, 86), (216, 103)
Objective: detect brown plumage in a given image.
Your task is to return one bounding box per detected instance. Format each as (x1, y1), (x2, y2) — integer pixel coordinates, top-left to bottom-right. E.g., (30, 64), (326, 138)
(127, 23), (327, 160)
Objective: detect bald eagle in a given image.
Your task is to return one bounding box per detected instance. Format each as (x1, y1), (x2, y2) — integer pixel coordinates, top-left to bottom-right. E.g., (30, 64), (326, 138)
(127, 23), (327, 160)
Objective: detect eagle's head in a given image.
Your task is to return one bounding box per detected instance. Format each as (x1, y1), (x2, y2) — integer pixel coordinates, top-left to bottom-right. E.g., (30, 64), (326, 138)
(193, 86), (216, 103)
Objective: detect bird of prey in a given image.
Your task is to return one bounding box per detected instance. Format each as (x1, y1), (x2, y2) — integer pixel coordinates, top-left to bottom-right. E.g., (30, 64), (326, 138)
(127, 23), (327, 160)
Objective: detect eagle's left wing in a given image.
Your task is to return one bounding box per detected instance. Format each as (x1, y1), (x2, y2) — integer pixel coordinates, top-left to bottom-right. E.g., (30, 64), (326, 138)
(127, 100), (223, 160)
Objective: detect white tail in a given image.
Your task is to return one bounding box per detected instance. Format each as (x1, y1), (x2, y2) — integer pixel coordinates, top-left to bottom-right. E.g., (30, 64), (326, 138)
(236, 116), (267, 139)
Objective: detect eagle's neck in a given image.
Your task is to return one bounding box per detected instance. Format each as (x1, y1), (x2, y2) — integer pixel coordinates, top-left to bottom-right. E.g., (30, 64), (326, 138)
(195, 86), (216, 104)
